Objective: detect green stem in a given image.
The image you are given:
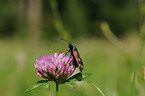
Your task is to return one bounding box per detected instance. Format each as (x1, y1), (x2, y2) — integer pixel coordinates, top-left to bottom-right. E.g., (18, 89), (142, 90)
(56, 82), (59, 96)
(87, 81), (105, 96)
(49, 0), (70, 40)
(129, 37), (145, 96)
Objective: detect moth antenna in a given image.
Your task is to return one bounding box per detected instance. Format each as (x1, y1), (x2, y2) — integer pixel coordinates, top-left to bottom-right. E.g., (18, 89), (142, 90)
(60, 38), (70, 44)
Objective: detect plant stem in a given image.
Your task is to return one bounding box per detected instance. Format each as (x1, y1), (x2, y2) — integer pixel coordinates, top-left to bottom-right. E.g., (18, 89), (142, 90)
(129, 37), (145, 96)
(49, 0), (70, 40)
(56, 82), (59, 96)
(87, 81), (105, 96)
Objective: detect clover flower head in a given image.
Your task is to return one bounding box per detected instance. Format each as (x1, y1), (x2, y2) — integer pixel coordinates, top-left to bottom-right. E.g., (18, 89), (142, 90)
(34, 52), (76, 83)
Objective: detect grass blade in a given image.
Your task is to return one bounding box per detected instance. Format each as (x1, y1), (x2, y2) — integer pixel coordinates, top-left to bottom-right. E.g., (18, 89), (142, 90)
(129, 37), (145, 96)
(87, 81), (105, 96)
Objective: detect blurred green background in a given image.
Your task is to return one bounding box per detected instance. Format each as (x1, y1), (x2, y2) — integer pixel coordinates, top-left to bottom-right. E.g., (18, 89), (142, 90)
(1, 0), (145, 96)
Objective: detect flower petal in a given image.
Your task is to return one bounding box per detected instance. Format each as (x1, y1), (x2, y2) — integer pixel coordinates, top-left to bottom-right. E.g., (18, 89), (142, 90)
(35, 52), (75, 83)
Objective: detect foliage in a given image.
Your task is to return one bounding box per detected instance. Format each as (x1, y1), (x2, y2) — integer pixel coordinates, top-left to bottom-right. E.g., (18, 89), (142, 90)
(0, 0), (140, 39)
(24, 72), (92, 94)
(1, 36), (145, 96)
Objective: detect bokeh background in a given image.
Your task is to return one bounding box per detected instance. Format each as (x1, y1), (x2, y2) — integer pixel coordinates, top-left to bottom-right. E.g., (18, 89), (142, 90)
(1, 0), (145, 96)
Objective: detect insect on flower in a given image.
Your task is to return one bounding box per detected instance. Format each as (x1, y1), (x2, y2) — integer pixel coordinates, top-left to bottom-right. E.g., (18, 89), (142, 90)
(60, 38), (84, 72)
(25, 49), (93, 94)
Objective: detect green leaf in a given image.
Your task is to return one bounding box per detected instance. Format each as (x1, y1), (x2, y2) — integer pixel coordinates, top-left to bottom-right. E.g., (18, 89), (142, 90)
(129, 36), (145, 96)
(43, 82), (50, 91)
(64, 72), (92, 83)
(82, 73), (92, 80)
(65, 82), (78, 89)
(24, 80), (48, 94)
(67, 73), (83, 82)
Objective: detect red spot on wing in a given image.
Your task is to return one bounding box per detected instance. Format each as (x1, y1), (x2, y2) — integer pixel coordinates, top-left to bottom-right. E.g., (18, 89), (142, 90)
(76, 58), (81, 61)
(73, 51), (78, 56)
(79, 64), (83, 68)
